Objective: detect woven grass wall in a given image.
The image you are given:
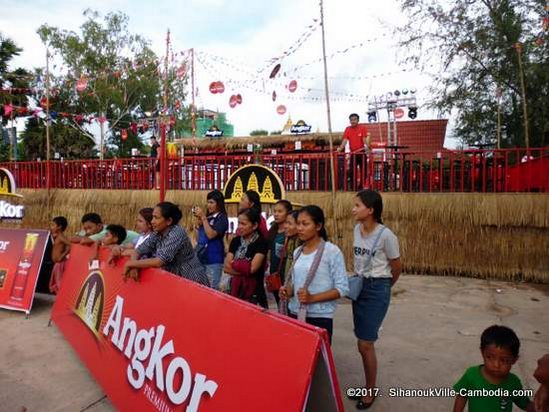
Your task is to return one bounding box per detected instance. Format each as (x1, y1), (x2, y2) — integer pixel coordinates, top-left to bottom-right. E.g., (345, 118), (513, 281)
(5, 189), (549, 283)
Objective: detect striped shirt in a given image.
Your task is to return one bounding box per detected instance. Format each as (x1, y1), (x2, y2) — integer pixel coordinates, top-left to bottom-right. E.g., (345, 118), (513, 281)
(136, 225), (210, 286)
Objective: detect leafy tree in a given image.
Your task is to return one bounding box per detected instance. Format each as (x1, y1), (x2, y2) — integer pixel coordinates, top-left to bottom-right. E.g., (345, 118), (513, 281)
(249, 129), (269, 136)
(20, 116), (96, 160)
(0, 33), (33, 161)
(37, 10), (188, 158)
(270, 130), (282, 135)
(396, 0), (548, 148)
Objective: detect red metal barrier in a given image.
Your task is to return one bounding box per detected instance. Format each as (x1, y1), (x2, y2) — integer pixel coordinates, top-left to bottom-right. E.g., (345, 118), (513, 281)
(2, 147), (548, 193)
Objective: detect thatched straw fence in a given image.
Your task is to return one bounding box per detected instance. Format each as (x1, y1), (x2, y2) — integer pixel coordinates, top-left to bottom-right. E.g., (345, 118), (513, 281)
(3, 190), (548, 283)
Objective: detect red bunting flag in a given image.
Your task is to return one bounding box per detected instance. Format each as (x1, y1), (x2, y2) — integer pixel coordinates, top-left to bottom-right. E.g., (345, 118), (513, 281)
(3, 104), (13, 117)
(177, 64), (186, 78)
(76, 77), (88, 93)
(276, 105), (287, 115)
(121, 129), (128, 141)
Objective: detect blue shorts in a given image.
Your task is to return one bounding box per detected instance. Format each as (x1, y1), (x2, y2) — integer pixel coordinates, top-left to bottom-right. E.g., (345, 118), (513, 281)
(352, 277), (391, 342)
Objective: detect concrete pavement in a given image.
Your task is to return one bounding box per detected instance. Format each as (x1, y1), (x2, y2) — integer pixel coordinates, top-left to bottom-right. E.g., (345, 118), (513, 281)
(1, 275), (547, 412)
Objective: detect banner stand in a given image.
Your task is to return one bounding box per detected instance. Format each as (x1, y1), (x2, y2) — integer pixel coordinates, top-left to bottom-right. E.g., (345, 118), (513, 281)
(0, 228), (50, 316)
(52, 245), (345, 412)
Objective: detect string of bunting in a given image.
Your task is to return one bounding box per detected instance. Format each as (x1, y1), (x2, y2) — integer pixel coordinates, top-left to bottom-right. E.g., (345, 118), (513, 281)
(255, 18), (321, 76)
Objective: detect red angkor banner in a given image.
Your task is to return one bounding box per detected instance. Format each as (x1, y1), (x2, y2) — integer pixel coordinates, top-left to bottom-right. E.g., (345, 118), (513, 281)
(0, 228), (50, 314)
(52, 245), (344, 412)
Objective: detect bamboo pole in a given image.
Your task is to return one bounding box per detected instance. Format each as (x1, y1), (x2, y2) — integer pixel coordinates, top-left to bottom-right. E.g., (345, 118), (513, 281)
(515, 43), (529, 149)
(160, 29), (170, 202)
(191, 48), (196, 142)
(496, 87), (502, 149)
(45, 46), (52, 213)
(319, 0), (339, 241)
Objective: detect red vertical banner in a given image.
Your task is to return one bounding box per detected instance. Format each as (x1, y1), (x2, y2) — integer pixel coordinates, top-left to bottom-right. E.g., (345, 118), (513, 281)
(52, 245), (344, 412)
(0, 228), (50, 314)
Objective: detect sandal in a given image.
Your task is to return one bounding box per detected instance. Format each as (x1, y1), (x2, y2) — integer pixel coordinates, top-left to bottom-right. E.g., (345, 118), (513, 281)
(356, 395), (376, 410)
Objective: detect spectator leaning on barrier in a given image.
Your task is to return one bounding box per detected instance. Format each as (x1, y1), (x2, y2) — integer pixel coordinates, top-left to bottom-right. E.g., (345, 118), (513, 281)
(72, 212), (140, 247)
(121, 202), (210, 286)
(193, 190), (229, 290)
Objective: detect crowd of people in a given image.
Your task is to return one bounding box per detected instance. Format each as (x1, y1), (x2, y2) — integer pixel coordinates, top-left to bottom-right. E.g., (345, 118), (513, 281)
(47, 189), (548, 411)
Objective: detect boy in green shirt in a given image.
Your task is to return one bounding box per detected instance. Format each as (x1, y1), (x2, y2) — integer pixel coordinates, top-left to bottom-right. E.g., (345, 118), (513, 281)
(453, 325), (532, 412)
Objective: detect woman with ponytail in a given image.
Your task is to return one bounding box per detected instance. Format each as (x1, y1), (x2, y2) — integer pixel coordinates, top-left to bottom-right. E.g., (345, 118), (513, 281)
(279, 205), (349, 344)
(349, 190), (401, 409)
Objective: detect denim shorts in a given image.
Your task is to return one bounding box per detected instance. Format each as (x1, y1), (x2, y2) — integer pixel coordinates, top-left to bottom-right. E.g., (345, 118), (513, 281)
(352, 277), (391, 341)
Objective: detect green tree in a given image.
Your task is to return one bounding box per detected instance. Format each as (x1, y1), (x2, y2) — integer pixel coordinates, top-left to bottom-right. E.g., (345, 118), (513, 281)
(37, 10), (188, 158)
(20, 116), (96, 160)
(396, 0), (548, 148)
(249, 129), (269, 136)
(0, 33), (33, 161)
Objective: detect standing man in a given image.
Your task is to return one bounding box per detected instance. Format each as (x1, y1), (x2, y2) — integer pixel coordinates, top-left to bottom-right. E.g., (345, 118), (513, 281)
(338, 113), (371, 190)
(150, 136), (160, 189)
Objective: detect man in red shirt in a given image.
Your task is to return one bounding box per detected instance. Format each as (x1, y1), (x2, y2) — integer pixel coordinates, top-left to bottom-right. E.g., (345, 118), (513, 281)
(337, 113), (370, 189)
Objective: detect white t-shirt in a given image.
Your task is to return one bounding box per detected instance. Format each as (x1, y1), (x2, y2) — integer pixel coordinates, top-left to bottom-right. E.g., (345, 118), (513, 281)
(353, 224), (400, 278)
(134, 233), (152, 249)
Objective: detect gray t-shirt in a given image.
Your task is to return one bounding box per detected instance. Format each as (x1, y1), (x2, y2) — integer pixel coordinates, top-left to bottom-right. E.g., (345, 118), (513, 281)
(353, 224), (400, 278)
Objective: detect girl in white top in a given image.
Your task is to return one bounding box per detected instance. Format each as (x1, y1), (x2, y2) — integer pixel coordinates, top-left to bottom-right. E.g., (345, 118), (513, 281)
(109, 208), (153, 261)
(350, 190), (401, 410)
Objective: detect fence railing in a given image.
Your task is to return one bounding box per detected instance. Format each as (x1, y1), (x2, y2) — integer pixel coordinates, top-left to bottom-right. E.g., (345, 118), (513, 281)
(1, 147), (547, 193)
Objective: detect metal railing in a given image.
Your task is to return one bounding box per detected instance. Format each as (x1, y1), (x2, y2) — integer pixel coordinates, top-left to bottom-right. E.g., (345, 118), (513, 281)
(1, 147), (547, 193)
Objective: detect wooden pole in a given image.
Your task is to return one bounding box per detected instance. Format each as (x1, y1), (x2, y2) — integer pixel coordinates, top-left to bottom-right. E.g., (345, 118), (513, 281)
(496, 87), (502, 149)
(319, 0), (339, 241)
(191, 48), (196, 142)
(160, 29), (170, 202)
(45, 47), (51, 185)
(515, 43), (529, 149)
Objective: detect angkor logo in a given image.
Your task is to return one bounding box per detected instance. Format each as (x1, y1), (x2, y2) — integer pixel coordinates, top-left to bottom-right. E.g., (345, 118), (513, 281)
(205, 125), (223, 137)
(290, 120), (312, 135)
(0, 168), (22, 198)
(74, 270), (105, 337)
(224, 165), (285, 204)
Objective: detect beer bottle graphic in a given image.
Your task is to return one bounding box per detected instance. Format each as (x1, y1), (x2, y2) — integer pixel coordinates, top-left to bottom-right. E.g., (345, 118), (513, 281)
(9, 233), (39, 301)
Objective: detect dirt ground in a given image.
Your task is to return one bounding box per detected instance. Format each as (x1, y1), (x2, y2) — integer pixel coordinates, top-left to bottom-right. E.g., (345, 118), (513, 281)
(1, 275), (548, 412)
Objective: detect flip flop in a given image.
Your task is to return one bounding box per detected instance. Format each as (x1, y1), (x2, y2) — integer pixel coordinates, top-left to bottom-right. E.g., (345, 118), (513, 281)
(356, 396), (376, 410)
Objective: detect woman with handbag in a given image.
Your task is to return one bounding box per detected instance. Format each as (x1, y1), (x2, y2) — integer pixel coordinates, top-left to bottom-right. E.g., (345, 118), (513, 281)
(266, 200), (293, 306)
(224, 208), (269, 307)
(350, 190), (401, 410)
(193, 190), (229, 290)
(279, 206), (349, 344)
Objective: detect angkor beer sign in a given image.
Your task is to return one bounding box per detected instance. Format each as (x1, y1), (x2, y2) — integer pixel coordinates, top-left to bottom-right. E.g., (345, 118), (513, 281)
(0, 168), (24, 221)
(223, 164), (285, 204)
(204, 125), (223, 138)
(52, 245), (344, 412)
(290, 120), (312, 135)
(0, 229), (50, 314)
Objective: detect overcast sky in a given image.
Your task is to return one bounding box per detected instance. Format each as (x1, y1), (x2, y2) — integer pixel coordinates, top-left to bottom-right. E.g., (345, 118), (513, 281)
(1, 0), (456, 147)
